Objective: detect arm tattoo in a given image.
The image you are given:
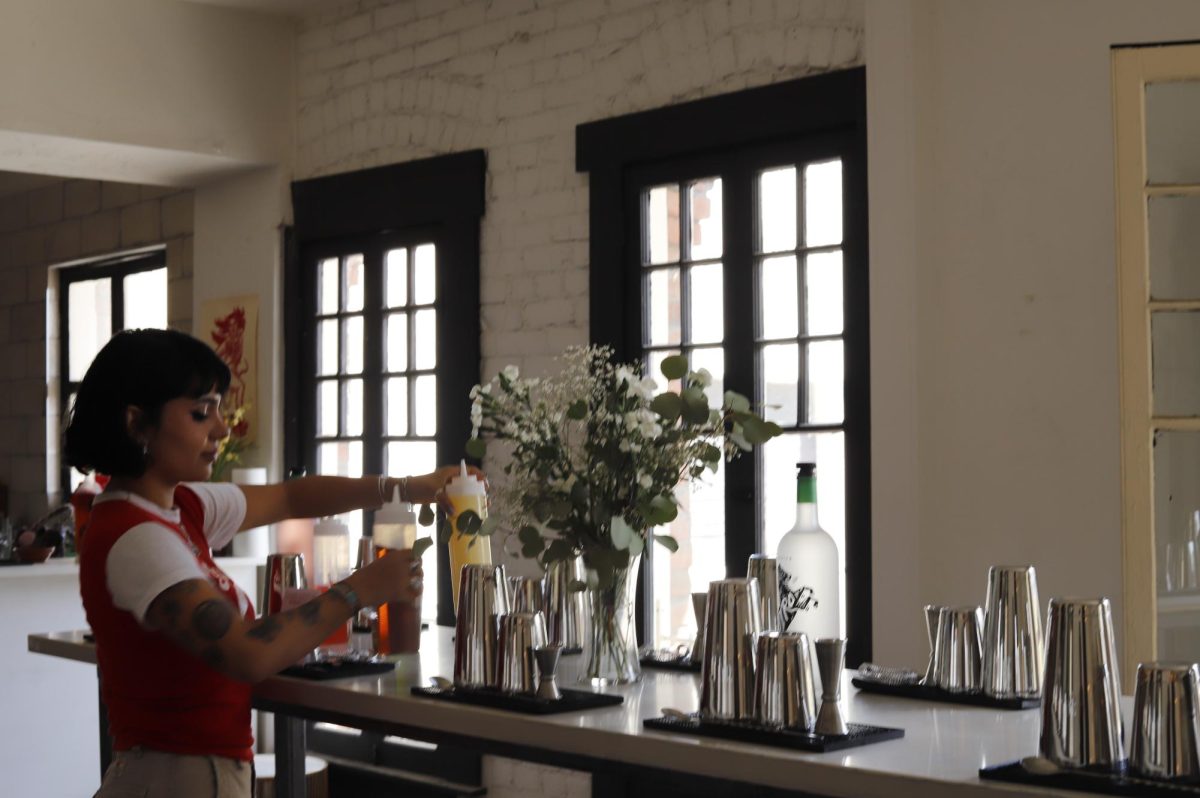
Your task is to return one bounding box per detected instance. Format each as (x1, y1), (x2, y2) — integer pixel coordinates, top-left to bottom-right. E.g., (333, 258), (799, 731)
(247, 616), (283, 643)
(192, 599), (234, 641)
(201, 646), (225, 669)
(298, 598), (322, 625)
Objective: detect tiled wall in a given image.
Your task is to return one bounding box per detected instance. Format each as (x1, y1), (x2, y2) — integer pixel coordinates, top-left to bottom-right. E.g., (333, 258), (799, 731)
(0, 180), (193, 523)
(294, 0), (863, 792)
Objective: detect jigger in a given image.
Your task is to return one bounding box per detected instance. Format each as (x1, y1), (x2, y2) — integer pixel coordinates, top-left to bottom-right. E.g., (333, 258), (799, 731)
(981, 565), (1044, 699)
(747, 555), (782, 632)
(699, 578), (761, 721)
(1130, 662), (1200, 780)
(934, 606), (984, 694)
(814, 638), (849, 736)
(1039, 597), (1125, 771)
(545, 557), (587, 653)
(534, 643), (564, 701)
(920, 605), (943, 687)
(453, 564), (510, 688)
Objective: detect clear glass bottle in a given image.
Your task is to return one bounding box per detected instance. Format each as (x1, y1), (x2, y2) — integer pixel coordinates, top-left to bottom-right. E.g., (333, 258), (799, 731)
(775, 462), (840, 641)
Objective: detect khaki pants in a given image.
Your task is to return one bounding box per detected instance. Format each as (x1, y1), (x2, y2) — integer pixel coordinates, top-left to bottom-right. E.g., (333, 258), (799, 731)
(94, 747), (253, 798)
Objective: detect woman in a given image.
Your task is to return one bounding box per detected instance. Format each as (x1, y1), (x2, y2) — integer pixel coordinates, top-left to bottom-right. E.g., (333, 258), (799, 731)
(66, 328), (475, 798)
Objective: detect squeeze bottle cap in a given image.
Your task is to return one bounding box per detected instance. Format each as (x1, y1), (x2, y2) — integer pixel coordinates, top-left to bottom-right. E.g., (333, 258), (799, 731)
(445, 459), (486, 497)
(314, 517), (350, 537)
(375, 493), (416, 525)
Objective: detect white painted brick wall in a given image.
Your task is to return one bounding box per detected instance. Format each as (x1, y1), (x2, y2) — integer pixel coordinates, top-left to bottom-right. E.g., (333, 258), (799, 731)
(294, 1), (862, 794)
(0, 180), (194, 524)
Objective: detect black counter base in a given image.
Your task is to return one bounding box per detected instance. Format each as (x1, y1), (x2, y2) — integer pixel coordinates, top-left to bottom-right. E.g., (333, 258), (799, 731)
(644, 714), (903, 753)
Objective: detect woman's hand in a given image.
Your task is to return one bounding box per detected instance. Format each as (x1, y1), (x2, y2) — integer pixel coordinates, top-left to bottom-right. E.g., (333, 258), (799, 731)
(394, 465), (487, 514)
(350, 547), (424, 607)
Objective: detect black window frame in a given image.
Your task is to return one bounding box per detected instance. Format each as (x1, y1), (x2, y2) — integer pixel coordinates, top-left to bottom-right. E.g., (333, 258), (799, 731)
(576, 68), (871, 666)
(287, 151), (486, 626)
(57, 249), (168, 497)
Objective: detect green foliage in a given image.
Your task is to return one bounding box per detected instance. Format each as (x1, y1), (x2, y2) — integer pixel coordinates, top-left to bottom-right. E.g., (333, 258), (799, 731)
(412, 537), (433, 558)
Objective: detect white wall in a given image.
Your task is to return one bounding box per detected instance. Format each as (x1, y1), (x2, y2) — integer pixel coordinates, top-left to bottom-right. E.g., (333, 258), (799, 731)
(866, 0), (1200, 670)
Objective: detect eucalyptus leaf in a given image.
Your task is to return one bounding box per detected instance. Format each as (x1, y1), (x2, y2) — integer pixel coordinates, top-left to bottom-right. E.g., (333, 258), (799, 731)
(660, 354), (688, 380)
(723, 390), (751, 414)
(654, 534), (680, 553)
(650, 392), (682, 422)
(681, 387), (710, 425)
(545, 538), (574, 563)
(522, 541), (544, 558)
(730, 430), (752, 452)
(566, 399), (587, 420)
(610, 515), (635, 551)
(465, 438), (487, 459)
(518, 525), (543, 547)
(438, 520), (453, 544)
(701, 442), (722, 463)
(412, 537), (433, 558)
(646, 494), (678, 525)
(455, 509), (483, 535)
(627, 532), (645, 557)
(417, 503), (435, 527)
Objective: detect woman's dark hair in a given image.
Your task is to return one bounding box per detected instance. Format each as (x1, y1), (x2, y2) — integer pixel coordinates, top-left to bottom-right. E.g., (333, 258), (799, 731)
(63, 329), (231, 477)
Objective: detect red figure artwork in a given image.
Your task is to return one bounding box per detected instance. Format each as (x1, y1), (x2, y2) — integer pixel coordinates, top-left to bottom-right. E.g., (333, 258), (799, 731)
(210, 307), (250, 436)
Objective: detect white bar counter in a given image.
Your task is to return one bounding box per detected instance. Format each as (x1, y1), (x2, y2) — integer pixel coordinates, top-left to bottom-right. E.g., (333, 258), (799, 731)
(29, 625), (1112, 798)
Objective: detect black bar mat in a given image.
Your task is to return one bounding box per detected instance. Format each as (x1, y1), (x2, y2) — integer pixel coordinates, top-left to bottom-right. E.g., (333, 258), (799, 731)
(980, 760), (1200, 796)
(411, 685), (623, 715)
(852, 677), (1039, 710)
(281, 659), (396, 680)
(643, 713), (904, 753)
(640, 655), (701, 673)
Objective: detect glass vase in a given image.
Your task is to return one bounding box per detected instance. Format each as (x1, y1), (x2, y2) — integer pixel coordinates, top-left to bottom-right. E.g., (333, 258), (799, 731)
(582, 554), (642, 686)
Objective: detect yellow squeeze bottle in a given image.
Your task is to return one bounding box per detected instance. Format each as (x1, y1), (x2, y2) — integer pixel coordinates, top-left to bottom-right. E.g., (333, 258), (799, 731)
(446, 459), (490, 611)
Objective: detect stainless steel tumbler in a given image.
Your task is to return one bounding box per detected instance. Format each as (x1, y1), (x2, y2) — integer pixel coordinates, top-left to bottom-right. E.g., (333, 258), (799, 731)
(508, 575), (546, 614)
(261, 553), (307, 616)
(1039, 597), (1125, 771)
(690, 591), (707, 663)
(934, 606), (985, 694)
(752, 631), (816, 729)
(1130, 662), (1200, 780)
(699, 578), (761, 721)
(545, 556), (587, 652)
(747, 554), (781, 633)
(920, 604), (943, 687)
(981, 565), (1044, 699)
(453, 563), (510, 688)
(496, 610), (548, 695)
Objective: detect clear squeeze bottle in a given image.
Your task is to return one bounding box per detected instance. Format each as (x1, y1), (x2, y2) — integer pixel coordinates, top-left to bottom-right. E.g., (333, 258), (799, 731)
(372, 493), (420, 655)
(775, 462), (840, 642)
(445, 460), (490, 612)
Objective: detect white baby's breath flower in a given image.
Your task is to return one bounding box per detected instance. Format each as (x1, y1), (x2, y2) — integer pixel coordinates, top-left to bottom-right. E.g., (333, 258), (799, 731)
(502, 364), (520, 381)
(638, 474), (653, 489)
(693, 368), (713, 388)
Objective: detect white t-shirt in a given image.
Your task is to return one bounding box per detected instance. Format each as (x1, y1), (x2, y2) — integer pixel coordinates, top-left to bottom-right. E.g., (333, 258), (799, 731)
(96, 483), (248, 623)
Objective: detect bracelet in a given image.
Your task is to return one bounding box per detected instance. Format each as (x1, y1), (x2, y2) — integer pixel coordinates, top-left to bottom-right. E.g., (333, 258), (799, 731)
(329, 581), (362, 613)
(376, 475), (389, 506)
(399, 476), (410, 503)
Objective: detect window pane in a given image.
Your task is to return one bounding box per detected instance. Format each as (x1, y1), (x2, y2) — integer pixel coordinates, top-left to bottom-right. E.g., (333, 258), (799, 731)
(688, 178), (722, 261)
(414, 375), (437, 436)
(1153, 311), (1200, 415)
(646, 185), (681, 265)
(343, 378), (363, 436)
(343, 254), (365, 312)
(689, 263), (723, 344)
(318, 440), (363, 478)
(317, 379), (338, 436)
(761, 343), (799, 426)
(760, 255), (799, 340)
(1153, 430), (1200, 662)
(806, 251), (844, 335)
(653, 469), (726, 650)
(122, 269), (167, 330)
(645, 349), (682, 393)
(414, 309), (437, 369)
(317, 320), (338, 376)
(760, 167), (798, 253)
(385, 248), (408, 308)
(386, 312), (408, 372)
(387, 440), (439, 622)
(646, 268), (681, 346)
(807, 340), (844, 424)
(319, 258), (338, 315)
(68, 278), (112, 381)
(804, 160), (842, 247)
(761, 431), (846, 637)
(343, 316), (364, 375)
(414, 244), (436, 305)
(690, 346), (724, 409)
(386, 377), (409, 436)
(1146, 81), (1200, 185)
